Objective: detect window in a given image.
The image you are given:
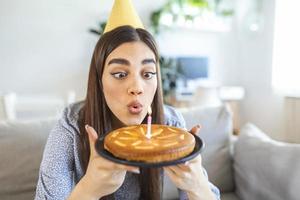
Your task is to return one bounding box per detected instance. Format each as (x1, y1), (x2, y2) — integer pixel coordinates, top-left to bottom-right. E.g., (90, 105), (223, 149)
(272, 1), (300, 96)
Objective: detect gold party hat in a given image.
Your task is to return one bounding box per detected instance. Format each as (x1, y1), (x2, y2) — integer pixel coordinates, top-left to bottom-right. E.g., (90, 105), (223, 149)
(103, 0), (144, 33)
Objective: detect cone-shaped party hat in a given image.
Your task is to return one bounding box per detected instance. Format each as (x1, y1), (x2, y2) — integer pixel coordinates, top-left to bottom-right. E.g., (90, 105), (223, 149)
(103, 0), (144, 33)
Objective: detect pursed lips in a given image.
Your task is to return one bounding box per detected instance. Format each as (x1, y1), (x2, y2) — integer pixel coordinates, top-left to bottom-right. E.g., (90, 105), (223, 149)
(127, 101), (143, 115)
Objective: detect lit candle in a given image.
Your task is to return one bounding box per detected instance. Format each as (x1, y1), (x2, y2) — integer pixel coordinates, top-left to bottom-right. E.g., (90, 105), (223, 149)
(146, 106), (152, 139)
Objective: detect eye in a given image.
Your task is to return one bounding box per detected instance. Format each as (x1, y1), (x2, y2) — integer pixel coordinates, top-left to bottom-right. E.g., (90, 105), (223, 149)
(111, 72), (128, 79)
(143, 72), (157, 80)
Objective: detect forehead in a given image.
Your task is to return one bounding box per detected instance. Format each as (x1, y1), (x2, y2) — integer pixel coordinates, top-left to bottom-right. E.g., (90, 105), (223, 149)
(106, 41), (155, 62)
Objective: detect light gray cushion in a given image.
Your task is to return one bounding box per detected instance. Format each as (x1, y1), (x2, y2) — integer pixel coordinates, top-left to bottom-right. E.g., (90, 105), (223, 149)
(234, 123), (300, 200)
(0, 119), (56, 200)
(180, 105), (234, 192)
(221, 192), (240, 200)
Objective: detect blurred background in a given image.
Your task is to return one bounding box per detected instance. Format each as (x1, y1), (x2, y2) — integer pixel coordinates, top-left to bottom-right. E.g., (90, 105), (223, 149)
(0, 0), (299, 142)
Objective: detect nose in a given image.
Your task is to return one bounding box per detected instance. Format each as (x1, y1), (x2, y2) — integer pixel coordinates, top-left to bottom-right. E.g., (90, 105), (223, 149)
(127, 78), (144, 96)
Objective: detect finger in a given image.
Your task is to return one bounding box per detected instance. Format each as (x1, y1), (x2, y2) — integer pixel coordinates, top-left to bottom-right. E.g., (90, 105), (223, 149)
(85, 124), (98, 158)
(177, 163), (192, 172)
(114, 163), (140, 174)
(189, 124), (201, 135)
(189, 154), (202, 164)
(164, 168), (177, 180)
(185, 155), (202, 172)
(164, 168), (183, 186)
(92, 156), (139, 174)
(111, 170), (127, 181)
(165, 166), (189, 178)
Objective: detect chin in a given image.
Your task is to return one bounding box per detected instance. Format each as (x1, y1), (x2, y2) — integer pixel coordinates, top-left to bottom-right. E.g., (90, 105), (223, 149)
(124, 118), (144, 126)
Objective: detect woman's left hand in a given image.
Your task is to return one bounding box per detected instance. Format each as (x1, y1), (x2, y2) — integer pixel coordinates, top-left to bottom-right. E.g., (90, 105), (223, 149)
(163, 125), (215, 200)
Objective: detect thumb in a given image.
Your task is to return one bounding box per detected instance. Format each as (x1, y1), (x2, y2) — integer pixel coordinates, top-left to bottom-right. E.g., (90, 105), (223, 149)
(85, 125), (98, 158)
(189, 124), (201, 135)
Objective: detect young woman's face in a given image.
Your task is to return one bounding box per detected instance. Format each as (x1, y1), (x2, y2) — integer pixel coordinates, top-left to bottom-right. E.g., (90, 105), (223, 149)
(102, 41), (157, 126)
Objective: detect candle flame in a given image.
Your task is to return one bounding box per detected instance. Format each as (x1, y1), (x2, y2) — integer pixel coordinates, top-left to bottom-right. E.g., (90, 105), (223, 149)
(147, 106), (152, 115)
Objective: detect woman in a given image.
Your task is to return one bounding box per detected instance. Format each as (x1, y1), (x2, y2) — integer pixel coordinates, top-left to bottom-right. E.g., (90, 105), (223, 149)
(35, 25), (220, 200)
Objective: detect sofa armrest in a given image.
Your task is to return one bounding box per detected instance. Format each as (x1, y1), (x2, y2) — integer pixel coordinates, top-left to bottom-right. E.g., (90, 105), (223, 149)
(233, 123), (300, 200)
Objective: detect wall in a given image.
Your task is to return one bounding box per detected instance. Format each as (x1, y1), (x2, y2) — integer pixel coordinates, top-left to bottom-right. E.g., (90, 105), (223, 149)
(0, 0), (166, 99)
(0, 0), (98, 98)
(235, 0), (285, 140)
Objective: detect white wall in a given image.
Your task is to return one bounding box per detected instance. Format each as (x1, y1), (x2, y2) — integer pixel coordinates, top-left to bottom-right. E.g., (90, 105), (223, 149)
(235, 0), (285, 140)
(0, 0), (99, 98)
(0, 0), (166, 99)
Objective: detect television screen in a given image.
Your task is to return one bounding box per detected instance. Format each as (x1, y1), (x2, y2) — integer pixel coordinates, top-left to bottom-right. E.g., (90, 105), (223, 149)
(176, 57), (209, 79)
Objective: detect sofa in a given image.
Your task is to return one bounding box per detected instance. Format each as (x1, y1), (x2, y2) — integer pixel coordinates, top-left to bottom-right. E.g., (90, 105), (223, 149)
(0, 105), (299, 200)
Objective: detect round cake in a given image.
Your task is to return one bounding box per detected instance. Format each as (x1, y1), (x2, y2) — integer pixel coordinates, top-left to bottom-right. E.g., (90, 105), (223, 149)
(104, 124), (196, 163)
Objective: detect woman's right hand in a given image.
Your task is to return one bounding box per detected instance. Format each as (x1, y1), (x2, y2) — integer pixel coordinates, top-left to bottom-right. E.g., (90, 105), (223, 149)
(68, 125), (139, 200)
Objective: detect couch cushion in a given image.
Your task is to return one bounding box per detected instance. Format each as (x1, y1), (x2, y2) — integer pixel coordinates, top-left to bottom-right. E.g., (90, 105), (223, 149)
(179, 105), (234, 192)
(221, 192), (240, 200)
(0, 119), (56, 200)
(234, 123), (300, 200)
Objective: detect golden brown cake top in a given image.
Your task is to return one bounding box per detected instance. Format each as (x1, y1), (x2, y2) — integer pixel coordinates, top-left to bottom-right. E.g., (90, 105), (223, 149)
(104, 124), (195, 156)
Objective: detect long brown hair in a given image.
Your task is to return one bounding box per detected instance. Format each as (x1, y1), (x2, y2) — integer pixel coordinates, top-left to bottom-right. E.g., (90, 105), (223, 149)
(78, 25), (165, 200)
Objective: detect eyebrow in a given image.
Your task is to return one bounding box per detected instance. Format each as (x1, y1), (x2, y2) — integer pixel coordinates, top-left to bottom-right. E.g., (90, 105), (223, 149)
(142, 58), (156, 65)
(107, 58), (156, 66)
(108, 58), (130, 66)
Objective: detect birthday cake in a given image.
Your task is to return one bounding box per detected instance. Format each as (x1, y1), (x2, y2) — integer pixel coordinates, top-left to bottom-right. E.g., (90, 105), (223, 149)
(104, 124), (196, 163)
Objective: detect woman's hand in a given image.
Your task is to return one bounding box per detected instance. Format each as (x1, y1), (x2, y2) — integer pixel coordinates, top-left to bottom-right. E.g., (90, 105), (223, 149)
(163, 125), (215, 200)
(68, 125), (139, 200)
